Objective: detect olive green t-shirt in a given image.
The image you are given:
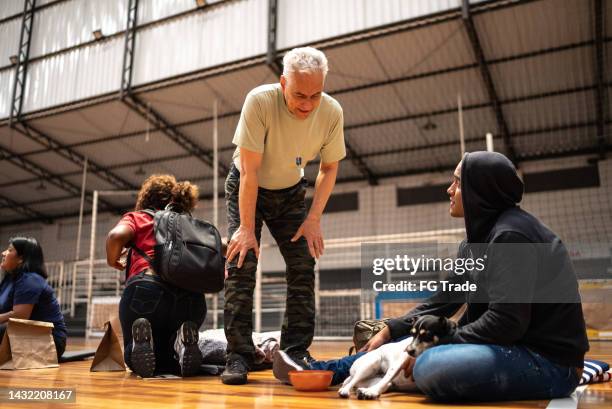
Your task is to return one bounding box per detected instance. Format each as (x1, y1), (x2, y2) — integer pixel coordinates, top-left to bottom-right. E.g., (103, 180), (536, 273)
(232, 83), (346, 190)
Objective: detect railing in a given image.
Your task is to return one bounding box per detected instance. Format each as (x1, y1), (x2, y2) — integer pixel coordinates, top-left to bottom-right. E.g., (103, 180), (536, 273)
(44, 228), (466, 337)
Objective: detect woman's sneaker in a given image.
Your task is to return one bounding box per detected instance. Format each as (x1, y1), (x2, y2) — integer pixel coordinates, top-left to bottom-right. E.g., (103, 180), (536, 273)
(131, 318), (155, 378)
(173, 321), (203, 377)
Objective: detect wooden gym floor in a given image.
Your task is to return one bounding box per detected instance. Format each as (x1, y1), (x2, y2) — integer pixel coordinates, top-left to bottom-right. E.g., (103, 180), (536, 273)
(0, 340), (610, 408)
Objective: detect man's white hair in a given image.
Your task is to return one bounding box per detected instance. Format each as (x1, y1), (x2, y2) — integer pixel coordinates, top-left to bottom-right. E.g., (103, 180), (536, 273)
(282, 47), (328, 77)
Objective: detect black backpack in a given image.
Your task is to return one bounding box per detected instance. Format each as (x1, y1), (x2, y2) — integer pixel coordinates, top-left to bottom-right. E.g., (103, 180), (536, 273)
(127, 208), (225, 293)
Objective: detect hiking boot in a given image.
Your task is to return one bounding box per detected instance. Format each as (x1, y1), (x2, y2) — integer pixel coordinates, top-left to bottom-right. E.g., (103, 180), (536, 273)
(131, 318), (155, 378)
(173, 321), (203, 377)
(221, 355), (249, 385)
(272, 350), (312, 384)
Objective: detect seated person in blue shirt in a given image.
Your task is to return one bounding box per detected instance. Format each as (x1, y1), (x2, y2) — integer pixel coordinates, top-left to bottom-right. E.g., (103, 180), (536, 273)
(0, 237), (67, 358)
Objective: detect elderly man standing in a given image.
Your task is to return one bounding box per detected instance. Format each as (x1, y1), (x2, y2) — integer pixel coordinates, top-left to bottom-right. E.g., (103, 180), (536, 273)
(221, 47), (346, 385)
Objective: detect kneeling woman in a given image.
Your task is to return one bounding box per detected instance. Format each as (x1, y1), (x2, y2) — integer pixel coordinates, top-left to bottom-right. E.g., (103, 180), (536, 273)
(0, 237), (67, 358)
(106, 175), (206, 378)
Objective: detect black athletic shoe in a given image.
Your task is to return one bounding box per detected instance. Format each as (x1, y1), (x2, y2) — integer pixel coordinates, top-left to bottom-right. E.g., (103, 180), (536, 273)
(221, 356), (249, 385)
(173, 321), (203, 377)
(288, 350), (316, 368)
(272, 350), (312, 384)
(131, 318), (155, 378)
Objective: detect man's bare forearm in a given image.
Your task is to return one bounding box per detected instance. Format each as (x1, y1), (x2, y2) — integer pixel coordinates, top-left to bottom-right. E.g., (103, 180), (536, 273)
(239, 171), (259, 230)
(308, 163), (338, 220)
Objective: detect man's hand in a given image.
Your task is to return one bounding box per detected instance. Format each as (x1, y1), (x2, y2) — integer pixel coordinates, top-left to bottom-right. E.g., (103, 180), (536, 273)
(359, 325), (391, 352)
(227, 225), (260, 268)
(401, 355), (417, 378)
(291, 216), (324, 259)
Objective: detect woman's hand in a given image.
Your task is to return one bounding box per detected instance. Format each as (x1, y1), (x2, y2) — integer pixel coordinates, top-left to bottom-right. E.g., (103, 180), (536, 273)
(110, 248), (128, 270)
(106, 225), (133, 270)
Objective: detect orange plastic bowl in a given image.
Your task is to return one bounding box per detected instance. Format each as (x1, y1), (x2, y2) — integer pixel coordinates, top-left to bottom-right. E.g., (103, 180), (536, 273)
(288, 370), (334, 391)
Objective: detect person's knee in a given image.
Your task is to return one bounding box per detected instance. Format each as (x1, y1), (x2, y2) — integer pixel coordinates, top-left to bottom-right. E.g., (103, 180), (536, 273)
(225, 249), (259, 273)
(286, 250), (315, 271)
(413, 348), (440, 394)
(285, 253), (315, 287)
(413, 346), (462, 401)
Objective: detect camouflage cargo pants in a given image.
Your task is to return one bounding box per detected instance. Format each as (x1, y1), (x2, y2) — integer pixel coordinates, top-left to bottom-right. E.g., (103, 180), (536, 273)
(224, 164), (315, 364)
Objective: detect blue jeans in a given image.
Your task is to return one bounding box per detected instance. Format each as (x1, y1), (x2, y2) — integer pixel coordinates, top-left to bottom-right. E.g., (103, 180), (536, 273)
(309, 335), (410, 385)
(310, 344), (580, 401)
(310, 352), (366, 385)
(413, 344), (580, 402)
(119, 272), (206, 374)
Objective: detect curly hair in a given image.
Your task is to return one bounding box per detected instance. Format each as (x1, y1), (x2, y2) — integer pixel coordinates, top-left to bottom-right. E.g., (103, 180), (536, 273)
(134, 174), (199, 213)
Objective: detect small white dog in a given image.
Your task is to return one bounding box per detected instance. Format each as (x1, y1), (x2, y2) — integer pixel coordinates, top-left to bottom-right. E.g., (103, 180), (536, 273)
(337, 336), (416, 399)
(339, 315), (457, 400)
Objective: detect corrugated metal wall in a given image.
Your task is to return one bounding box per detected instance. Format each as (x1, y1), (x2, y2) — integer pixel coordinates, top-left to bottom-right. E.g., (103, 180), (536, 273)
(132, 0), (267, 86)
(138, 0), (194, 25)
(277, 0), (460, 49)
(0, 0), (477, 115)
(138, 0), (226, 25)
(0, 69), (15, 118)
(23, 38), (123, 112)
(30, 0), (127, 58)
(0, 0), (25, 20)
(0, 18), (20, 67)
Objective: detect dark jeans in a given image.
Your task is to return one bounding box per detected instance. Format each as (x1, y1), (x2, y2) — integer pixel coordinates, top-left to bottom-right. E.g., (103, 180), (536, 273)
(310, 351), (365, 385)
(224, 164), (316, 363)
(311, 342), (580, 402)
(0, 322), (66, 359)
(413, 344), (580, 402)
(119, 272), (206, 374)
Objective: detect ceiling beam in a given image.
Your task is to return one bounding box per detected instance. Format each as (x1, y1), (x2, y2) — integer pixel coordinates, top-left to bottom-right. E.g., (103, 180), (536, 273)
(7, 36), (610, 161)
(120, 0), (139, 99)
(0, 193), (51, 222)
(12, 122), (137, 190)
(461, 0), (517, 164)
(7, 118), (605, 193)
(0, 144), (117, 211)
(9, 0), (35, 127)
(122, 95), (229, 176)
(116, 0), (228, 177)
(335, 144), (612, 185)
(4, 82), (607, 185)
(266, 0), (283, 76)
(119, 0), (229, 176)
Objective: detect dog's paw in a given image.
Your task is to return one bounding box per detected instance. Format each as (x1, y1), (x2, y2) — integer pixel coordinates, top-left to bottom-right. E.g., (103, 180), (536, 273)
(356, 387), (381, 400)
(337, 388), (350, 399)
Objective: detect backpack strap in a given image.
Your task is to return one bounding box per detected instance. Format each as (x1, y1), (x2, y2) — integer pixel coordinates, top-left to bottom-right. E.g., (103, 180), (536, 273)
(128, 243), (154, 266)
(124, 209), (157, 277)
(140, 209), (156, 218)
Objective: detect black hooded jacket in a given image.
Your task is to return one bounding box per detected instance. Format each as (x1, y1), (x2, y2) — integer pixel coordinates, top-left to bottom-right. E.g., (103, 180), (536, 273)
(387, 151), (589, 368)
